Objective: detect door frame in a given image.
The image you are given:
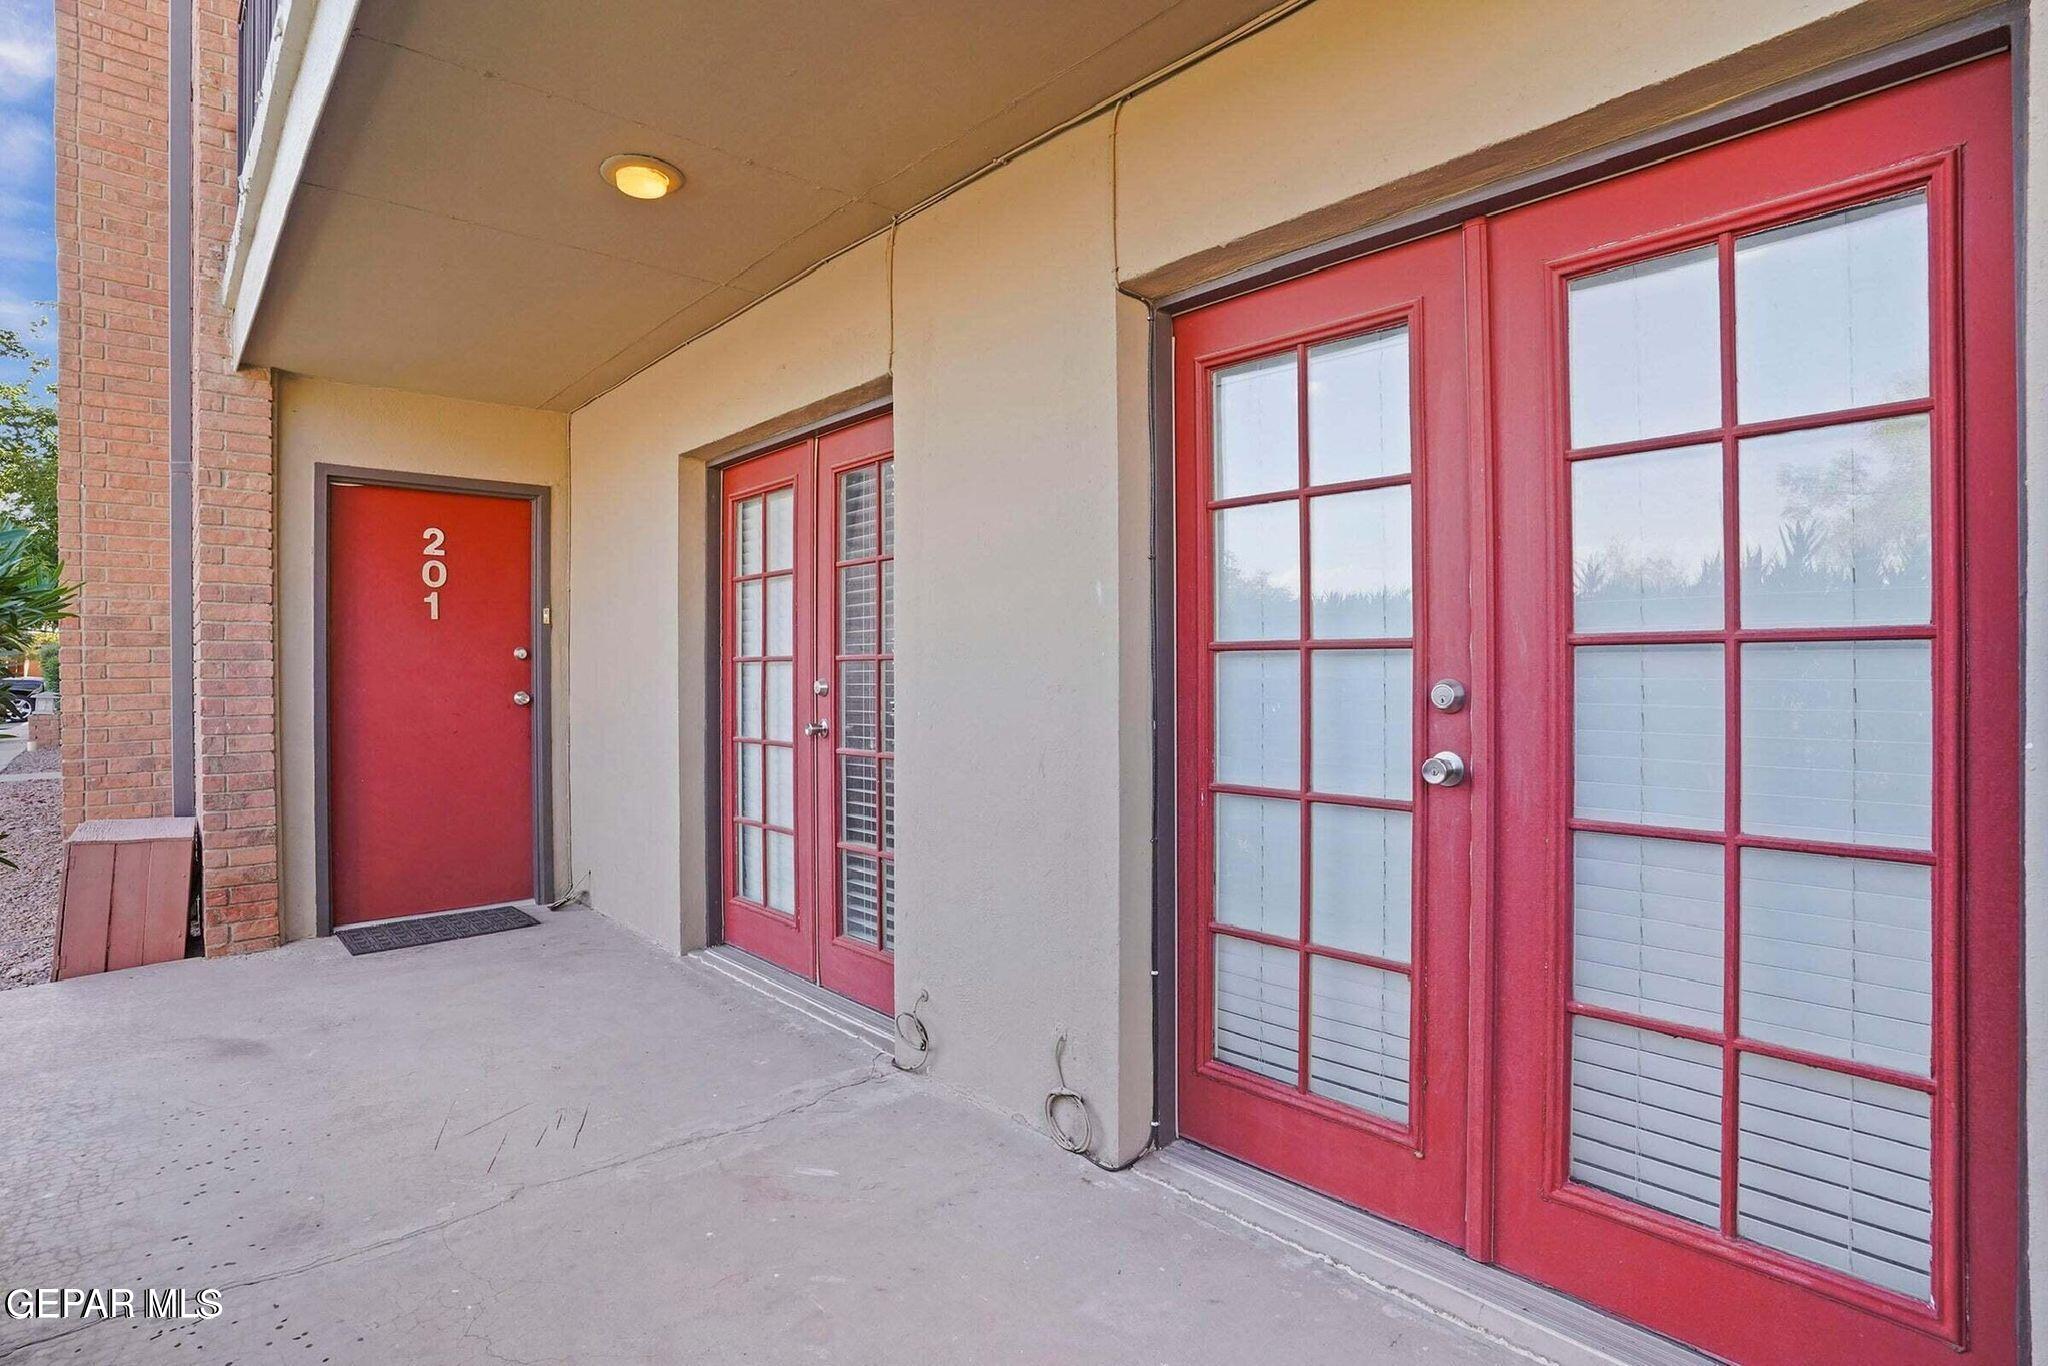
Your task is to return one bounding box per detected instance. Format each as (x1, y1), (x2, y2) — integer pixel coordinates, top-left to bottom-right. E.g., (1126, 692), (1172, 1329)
(312, 464), (555, 937)
(1147, 0), (2016, 1254)
(699, 396), (894, 956)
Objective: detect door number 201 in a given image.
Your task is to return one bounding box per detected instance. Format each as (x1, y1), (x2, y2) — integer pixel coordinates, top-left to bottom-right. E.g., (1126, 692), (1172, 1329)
(422, 526), (447, 619)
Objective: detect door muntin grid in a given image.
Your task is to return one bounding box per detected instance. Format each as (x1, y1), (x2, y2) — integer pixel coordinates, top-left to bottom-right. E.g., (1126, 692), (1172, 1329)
(731, 486), (799, 917)
(1203, 320), (1422, 1132)
(834, 458), (895, 953)
(1558, 185), (1946, 1307)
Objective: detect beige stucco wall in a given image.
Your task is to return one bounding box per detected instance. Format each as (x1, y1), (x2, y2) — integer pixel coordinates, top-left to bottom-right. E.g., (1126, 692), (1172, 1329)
(564, 0), (2006, 1169)
(1113, 0), (1989, 294)
(566, 240), (890, 953)
(890, 120), (1158, 1159)
(276, 375), (570, 941)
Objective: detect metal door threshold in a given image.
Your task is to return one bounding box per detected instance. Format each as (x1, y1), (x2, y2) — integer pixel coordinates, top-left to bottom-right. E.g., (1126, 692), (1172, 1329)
(1141, 1144), (1718, 1366)
(693, 945), (895, 1054)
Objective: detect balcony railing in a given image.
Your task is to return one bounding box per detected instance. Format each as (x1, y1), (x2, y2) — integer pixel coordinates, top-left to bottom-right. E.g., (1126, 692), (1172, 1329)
(237, 0), (281, 173)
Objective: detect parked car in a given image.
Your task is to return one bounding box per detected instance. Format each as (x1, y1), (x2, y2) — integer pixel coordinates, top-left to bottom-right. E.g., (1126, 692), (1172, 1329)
(2, 676), (43, 724)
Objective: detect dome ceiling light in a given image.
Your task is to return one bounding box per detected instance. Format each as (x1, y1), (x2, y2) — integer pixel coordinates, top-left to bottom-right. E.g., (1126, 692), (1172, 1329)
(601, 154), (683, 201)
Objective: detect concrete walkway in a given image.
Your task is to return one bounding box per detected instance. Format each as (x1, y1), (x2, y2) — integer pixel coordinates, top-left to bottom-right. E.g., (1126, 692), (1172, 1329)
(0, 911), (1519, 1365)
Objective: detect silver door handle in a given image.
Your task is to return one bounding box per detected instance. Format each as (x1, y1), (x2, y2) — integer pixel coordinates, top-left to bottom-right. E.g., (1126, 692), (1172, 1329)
(513, 691), (532, 707)
(1420, 751), (1466, 787)
(804, 719), (830, 737)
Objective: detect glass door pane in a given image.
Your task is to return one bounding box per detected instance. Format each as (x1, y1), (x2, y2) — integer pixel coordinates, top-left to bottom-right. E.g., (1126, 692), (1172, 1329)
(1556, 196), (1943, 1308)
(1205, 324), (1421, 1130)
(835, 458), (895, 951)
(732, 486), (797, 917)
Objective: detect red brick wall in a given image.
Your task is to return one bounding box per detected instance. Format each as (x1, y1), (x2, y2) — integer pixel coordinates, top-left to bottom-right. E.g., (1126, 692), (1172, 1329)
(53, 0), (177, 829)
(189, 0), (279, 953)
(56, 0), (281, 953)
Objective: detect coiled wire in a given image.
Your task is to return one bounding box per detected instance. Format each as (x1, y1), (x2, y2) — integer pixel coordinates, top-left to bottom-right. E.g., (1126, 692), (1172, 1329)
(1044, 1035), (1093, 1156)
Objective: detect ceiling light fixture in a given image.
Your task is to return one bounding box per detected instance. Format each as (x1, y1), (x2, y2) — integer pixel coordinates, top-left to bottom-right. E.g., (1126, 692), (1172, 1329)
(601, 154), (683, 201)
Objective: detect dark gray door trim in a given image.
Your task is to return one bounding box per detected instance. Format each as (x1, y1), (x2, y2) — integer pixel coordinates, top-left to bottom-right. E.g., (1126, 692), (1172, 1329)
(1142, 11), (2016, 1145)
(1148, 302), (1178, 1146)
(702, 463), (723, 949)
(312, 463), (555, 936)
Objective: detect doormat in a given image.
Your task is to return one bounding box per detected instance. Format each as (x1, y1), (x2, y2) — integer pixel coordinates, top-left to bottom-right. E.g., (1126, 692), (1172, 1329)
(335, 905), (539, 956)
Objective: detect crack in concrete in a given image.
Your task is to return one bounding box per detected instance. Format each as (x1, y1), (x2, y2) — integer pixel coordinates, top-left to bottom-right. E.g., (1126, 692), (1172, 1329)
(0, 1063), (891, 1362)
(455, 1102), (531, 1141)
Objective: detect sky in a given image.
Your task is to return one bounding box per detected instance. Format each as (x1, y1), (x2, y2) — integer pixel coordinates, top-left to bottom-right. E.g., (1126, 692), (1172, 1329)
(0, 0), (53, 388)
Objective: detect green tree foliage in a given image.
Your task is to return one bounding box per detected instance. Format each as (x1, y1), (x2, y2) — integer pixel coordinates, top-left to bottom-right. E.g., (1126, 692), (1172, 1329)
(0, 325), (74, 869)
(0, 521), (70, 659)
(0, 325), (58, 582)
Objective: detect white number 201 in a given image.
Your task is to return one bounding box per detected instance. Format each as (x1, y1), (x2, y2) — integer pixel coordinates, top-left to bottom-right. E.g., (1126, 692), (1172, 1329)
(422, 526), (447, 620)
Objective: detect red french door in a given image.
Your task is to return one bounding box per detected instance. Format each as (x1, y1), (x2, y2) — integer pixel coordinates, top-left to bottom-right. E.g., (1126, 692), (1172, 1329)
(1174, 229), (1475, 1240)
(1487, 57), (2018, 1366)
(720, 412), (896, 1013)
(1173, 55), (2020, 1366)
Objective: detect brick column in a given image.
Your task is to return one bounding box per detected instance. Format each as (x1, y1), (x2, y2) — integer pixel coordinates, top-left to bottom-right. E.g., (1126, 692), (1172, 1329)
(190, 0), (280, 953)
(53, 0), (177, 829)
(56, 0), (281, 953)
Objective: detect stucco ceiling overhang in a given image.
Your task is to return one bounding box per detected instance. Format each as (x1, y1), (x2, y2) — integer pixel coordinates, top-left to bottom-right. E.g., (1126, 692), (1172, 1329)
(242, 0), (1283, 411)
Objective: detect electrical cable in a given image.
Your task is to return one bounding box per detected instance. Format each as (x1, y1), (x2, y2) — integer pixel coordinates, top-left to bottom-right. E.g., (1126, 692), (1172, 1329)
(893, 988), (930, 1072)
(1044, 1034), (1094, 1156)
(547, 871), (591, 910)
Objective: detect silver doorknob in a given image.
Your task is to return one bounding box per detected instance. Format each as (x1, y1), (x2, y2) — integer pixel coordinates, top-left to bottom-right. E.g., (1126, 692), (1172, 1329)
(803, 719), (830, 737)
(1420, 751), (1466, 787)
(513, 647), (529, 660)
(513, 691), (532, 707)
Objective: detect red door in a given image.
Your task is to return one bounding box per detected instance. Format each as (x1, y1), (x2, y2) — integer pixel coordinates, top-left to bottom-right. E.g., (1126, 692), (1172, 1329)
(721, 413), (896, 1012)
(328, 481), (538, 927)
(1171, 56), (2020, 1366)
(1173, 229), (1475, 1240)
(1487, 57), (2019, 1366)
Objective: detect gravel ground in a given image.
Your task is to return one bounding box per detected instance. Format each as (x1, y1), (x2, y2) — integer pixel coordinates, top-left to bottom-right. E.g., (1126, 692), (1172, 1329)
(3, 744), (59, 774)
(0, 754), (61, 990)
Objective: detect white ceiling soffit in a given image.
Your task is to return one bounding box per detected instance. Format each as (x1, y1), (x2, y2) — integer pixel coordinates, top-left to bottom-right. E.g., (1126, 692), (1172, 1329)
(240, 0), (1286, 411)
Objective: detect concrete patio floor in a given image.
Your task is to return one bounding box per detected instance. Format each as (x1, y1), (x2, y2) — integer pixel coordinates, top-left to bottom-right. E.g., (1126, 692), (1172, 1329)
(0, 908), (1523, 1365)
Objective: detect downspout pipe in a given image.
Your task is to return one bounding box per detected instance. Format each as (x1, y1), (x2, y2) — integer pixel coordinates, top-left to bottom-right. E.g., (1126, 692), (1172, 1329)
(169, 0), (195, 818)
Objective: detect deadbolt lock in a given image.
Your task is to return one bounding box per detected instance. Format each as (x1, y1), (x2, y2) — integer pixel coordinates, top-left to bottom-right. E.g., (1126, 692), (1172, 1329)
(513, 647), (529, 660)
(513, 691), (532, 707)
(1429, 679), (1467, 713)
